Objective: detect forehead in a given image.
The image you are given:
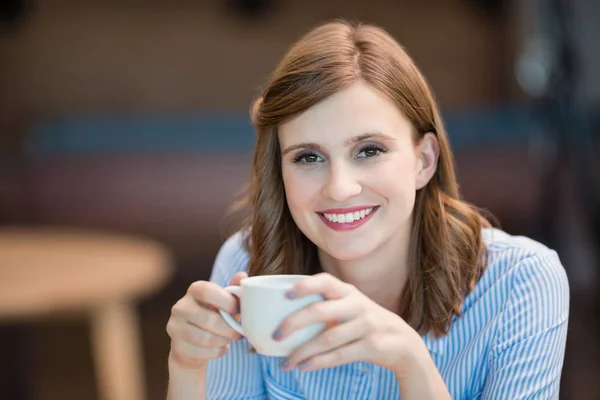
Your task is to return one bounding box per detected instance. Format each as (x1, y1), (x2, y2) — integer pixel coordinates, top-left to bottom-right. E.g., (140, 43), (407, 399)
(278, 81), (413, 146)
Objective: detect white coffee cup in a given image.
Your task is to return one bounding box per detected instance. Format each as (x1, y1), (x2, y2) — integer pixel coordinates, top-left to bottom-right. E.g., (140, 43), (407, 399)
(219, 275), (325, 357)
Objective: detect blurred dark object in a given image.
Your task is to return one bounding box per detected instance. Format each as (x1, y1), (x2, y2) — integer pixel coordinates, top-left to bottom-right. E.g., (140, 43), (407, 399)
(465, 0), (507, 19)
(516, 0), (599, 250)
(226, 0), (275, 19)
(0, 0), (30, 31)
(0, 325), (32, 400)
(517, 2), (600, 396)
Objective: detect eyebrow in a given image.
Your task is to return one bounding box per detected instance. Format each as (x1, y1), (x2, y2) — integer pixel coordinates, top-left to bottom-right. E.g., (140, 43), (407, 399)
(280, 132), (396, 156)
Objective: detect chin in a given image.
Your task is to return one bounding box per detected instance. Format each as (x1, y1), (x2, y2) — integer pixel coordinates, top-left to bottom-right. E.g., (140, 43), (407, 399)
(319, 239), (378, 262)
(324, 251), (369, 262)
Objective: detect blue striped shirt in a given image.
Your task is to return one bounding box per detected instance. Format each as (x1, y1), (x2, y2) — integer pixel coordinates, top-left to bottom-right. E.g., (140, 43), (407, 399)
(206, 228), (569, 399)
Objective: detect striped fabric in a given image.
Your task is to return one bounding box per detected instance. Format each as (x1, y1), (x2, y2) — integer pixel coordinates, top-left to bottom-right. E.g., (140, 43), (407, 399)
(206, 228), (569, 399)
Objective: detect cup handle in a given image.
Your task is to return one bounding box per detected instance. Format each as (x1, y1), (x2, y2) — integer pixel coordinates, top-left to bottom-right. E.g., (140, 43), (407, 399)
(218, 286), (244, 336)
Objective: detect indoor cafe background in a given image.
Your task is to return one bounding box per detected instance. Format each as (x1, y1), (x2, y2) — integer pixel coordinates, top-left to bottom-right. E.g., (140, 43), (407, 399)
(0, 0), (598, 399)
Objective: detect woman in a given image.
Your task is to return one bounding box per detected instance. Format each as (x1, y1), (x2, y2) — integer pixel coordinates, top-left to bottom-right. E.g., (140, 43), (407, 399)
(167, 20), (569, 399)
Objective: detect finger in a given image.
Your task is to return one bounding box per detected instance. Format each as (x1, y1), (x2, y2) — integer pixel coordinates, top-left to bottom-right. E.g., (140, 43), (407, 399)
(293, 339), (366, 372)
(193, 308), (242, 341)
(286, 273), (353, 301)
(228, 271), (248, 286)
(273, 298), (357, 341)
(188, 281), (239, 315)
(174, 298), (242, 341)
(282, 319), (366, 370)
(168, 318), (231, 348)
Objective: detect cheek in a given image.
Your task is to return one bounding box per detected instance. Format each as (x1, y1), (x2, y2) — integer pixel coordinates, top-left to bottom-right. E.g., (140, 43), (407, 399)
(371, 158), (417, 209)
(282, 168), (319, 213)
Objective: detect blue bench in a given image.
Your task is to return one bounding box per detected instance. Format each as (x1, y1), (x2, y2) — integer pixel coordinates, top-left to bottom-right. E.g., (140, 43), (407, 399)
(25, 108), (537, 155)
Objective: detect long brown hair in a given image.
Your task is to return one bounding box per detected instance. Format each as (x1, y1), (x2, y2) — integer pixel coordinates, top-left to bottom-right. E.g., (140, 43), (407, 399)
(236, 19), (491, 336)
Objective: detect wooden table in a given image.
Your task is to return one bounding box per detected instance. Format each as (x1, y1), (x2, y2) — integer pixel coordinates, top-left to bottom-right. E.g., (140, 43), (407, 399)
(0, 226), (173, 400)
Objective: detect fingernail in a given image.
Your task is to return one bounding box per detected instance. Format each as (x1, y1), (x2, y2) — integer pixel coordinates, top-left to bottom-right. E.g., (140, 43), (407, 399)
(280, 358), (290, 368)
(272, 329), (283, 340)
(285, 290), (297, 299)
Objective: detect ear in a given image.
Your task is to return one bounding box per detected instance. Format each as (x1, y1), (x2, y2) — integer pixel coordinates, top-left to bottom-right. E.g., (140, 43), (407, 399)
(415, 132), (439, 190)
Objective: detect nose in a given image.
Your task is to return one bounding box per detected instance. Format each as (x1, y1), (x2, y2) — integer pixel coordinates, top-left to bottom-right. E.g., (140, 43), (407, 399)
(321, 162), (362, 202)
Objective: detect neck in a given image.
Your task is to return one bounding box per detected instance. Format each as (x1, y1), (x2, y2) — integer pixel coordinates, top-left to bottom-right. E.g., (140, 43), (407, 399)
(318, 231), (411, 313)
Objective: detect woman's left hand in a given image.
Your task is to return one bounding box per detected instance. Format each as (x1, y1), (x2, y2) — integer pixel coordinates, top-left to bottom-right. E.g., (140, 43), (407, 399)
(273, 272), (424, 375)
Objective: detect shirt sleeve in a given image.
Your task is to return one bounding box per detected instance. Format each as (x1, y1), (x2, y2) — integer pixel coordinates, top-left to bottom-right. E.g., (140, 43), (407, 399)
(205, 232), (267, 400)
(480, 250), (570, 399)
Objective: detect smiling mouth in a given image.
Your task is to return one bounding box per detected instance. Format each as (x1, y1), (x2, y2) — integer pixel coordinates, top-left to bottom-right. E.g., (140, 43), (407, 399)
(319, 207), (375, 223)
(316, 206), (379, 231)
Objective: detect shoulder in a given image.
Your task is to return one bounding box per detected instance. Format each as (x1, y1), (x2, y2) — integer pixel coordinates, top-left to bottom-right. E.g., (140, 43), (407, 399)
(438, 228), (570, 355)
(481, 227), (568, 287)
(463, 228), (570, 324)
(209, 230), (251, 287)
(473, 228), (570, 364)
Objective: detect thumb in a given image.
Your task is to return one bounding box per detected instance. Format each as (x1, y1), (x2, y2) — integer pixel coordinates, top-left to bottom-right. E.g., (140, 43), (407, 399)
(228, 271), (248, 287)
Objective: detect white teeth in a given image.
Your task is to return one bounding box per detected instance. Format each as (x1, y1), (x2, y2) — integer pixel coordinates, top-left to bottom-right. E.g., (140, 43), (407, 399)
(322, 207), (375, 224)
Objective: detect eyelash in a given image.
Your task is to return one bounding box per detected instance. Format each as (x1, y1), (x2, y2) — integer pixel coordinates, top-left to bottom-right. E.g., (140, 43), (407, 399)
(292, 144), (387, 164)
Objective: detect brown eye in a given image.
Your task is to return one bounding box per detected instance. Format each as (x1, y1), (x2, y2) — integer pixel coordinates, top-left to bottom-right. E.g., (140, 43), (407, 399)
(293, 152), (324, 163)
(363, 148), (379, 157)
(356, 144), (386, 159)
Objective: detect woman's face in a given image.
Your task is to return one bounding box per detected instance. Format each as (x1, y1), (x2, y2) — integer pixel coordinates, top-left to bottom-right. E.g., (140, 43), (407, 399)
(278, 81), (438, 262)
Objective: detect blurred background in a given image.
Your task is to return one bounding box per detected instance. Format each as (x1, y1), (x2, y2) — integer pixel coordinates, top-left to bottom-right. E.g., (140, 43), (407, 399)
(0, 0), (598, 399)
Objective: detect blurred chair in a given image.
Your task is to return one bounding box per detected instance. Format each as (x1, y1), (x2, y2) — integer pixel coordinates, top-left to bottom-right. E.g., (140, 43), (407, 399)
(0, 226), (172, 400)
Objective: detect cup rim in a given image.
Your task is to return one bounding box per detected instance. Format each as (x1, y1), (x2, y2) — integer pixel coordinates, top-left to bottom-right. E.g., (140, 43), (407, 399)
(240, 274), (310, 288)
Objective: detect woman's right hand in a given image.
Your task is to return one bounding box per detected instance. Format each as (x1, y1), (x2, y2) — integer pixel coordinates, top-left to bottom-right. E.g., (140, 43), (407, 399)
(167, 272), (247, 370)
